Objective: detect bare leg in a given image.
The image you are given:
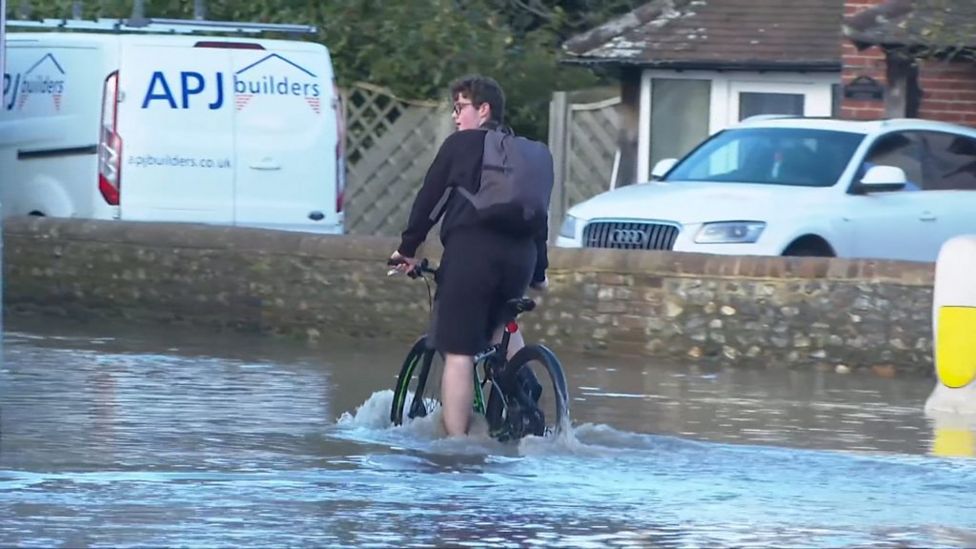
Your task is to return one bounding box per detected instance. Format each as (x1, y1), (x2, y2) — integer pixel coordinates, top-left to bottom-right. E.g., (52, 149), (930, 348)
(441, 353), (475, 436)
(492, 325), (525, 360)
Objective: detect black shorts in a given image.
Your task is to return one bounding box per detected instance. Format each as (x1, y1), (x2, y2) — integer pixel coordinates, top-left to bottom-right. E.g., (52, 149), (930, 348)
(429, 227), (537, 355)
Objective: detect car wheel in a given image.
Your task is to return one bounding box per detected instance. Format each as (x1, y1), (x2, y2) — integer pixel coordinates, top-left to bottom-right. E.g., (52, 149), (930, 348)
(783, 245), (833, 257)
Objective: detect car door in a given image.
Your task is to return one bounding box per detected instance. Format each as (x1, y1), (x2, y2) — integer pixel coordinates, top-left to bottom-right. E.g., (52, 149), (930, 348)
(845, 130), (948, 261)
(917, 131), (976, 256)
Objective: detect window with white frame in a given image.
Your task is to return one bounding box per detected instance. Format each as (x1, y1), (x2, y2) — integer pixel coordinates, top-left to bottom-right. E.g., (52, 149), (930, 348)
(639, 71), (838, 182)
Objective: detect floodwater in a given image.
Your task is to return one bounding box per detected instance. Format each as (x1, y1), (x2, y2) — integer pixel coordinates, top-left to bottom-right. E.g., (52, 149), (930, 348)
(2, 316), (975, 548)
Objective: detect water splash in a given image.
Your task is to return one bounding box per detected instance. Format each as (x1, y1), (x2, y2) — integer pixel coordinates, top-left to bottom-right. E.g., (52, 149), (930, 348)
(332, 391), (722, 462)
(337, 390), (404, 430)
(334, 390), (600, 457)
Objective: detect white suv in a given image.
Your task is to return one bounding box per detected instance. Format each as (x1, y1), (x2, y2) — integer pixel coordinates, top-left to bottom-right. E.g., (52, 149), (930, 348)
(556, 117), (976, 262)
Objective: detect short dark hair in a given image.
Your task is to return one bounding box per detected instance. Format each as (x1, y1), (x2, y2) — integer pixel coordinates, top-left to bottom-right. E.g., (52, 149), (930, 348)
(449, 75), (505, 129)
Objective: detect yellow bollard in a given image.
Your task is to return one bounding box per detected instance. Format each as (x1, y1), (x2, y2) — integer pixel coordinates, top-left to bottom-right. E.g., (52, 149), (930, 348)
(932, 236), (976, 389)
(926, 236), (976, 418)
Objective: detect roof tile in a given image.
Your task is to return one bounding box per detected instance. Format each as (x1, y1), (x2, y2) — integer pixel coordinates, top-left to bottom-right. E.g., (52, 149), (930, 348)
(563, 0), (844, 70)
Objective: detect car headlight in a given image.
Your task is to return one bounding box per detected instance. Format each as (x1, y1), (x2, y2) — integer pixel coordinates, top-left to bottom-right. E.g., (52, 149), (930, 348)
(694, 221), (765, 244)
(559, 214), (579, 239)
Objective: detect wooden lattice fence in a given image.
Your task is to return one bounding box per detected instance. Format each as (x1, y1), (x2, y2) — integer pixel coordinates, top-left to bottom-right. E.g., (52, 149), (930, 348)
(566, 96), (621, 207)
(342, 83), (452, 236)
(548, 93), (622, 240)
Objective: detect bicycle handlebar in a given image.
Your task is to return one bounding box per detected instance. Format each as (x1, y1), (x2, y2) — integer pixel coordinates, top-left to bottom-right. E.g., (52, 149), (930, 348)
(386, 257), (438, 279)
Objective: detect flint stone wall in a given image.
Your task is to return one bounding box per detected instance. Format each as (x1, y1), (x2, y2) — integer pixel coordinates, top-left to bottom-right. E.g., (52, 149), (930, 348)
(3, 218), (935, 375)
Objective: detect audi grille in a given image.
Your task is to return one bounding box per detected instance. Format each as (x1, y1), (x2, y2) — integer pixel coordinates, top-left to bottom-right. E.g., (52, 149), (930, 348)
(582, 221), (680, 251)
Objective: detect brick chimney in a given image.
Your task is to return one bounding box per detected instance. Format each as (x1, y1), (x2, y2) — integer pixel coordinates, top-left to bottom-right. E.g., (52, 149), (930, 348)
(841, 0), (888, 120)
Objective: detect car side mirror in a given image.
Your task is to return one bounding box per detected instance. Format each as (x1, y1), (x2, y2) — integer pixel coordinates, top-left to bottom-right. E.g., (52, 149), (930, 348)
(862, 165), (908, 185)
(857, 165), (908, 193)
(651, 158), (677, 180)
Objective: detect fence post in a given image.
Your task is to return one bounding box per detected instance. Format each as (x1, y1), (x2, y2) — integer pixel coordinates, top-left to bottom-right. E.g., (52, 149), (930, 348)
(548, 91), (569, 244)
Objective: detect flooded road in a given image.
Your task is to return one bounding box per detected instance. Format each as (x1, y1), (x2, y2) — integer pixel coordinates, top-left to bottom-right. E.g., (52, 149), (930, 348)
(2, 317), (975, 547)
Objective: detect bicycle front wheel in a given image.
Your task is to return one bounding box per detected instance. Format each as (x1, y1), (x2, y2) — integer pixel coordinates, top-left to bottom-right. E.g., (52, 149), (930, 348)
(486, 344), (570, 440)
(390, 336), (444, 426)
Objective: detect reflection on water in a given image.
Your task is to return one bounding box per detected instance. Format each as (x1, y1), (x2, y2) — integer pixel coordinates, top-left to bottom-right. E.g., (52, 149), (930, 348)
(1, 317), (975, 547)
(929, 412), (976, 459)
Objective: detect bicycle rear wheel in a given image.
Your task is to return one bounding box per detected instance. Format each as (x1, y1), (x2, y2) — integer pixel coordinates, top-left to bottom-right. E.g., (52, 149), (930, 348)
(390, 336), (444, 426)
(485, 344), (570, 441)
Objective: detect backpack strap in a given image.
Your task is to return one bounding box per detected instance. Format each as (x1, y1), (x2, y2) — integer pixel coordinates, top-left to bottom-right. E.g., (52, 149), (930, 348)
(425, 129), (495, 221)
(434, 128), (512, 218)
(428, 186), (453, 222)
(456, 129), (506, 209)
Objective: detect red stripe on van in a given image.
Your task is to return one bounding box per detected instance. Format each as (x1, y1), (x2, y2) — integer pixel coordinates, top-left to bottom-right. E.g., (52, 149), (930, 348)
(305, 97), (320, 114)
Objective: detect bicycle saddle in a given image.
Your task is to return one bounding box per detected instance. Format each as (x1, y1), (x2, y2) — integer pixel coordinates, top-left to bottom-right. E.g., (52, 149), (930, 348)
(503, 297), (536, 320)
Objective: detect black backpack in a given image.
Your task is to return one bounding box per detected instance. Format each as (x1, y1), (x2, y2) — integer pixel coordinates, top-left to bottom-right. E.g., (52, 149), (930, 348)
(456, 129), (554, 235)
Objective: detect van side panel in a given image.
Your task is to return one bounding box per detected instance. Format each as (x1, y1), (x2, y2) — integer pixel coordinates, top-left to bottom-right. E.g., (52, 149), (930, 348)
(231, 45), (339, 233)
(118, 44), (234, 223)
(0, 41), (111, 218)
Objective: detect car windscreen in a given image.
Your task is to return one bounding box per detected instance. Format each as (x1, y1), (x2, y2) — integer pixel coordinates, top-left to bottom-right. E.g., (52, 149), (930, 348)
(664, 127), (866, 187)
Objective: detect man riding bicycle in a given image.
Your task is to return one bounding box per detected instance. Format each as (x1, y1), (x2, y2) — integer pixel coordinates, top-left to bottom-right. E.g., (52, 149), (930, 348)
(389, 75), (551, 437)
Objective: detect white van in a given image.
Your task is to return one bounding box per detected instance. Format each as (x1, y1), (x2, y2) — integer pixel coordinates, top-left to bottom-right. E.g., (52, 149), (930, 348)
(0, 20), (345, 234)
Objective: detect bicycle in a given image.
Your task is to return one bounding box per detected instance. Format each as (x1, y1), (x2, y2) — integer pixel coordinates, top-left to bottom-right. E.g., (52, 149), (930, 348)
(387, 258), (570, 442)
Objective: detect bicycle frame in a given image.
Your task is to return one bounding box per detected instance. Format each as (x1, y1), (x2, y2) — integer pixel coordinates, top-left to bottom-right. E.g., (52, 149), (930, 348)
(471, 320), (521, 415)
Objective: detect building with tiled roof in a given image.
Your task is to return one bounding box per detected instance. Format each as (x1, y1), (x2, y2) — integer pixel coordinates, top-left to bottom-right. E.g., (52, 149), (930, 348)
(558, 0), (976, 189)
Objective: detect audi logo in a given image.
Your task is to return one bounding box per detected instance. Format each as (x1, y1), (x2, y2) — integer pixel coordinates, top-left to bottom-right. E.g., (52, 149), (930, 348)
(610, 229), (648, 245)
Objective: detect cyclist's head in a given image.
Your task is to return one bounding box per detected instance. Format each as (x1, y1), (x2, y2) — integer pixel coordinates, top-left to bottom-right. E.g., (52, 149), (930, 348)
(450, 75), (505, 131)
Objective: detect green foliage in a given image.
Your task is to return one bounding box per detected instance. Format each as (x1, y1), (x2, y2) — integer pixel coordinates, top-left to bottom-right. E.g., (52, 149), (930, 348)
(7, 0), (644, 139)
(306, 0), (635, 138)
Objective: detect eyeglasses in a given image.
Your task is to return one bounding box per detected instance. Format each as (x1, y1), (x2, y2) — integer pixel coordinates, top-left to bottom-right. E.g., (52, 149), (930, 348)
(452, 101), (474, 115)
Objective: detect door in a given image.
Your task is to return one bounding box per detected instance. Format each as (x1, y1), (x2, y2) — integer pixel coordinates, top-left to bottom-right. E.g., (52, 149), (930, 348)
(727, 81), (832, 124)
(1, 42), (106, 218)
(917, 131), (976, 259)
(118, 43), (235, 223)
(649, 78), (711, 169)
(230, 45), (338, 233)
(845, 131), (948, 261)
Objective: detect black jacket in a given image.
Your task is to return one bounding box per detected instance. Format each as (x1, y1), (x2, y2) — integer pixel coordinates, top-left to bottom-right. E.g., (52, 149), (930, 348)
(397, 129), (549, 283)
